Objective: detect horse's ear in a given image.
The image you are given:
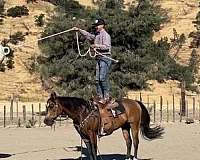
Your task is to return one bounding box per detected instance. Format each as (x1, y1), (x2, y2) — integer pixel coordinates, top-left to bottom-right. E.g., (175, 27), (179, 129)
(50, 91), (57, 100)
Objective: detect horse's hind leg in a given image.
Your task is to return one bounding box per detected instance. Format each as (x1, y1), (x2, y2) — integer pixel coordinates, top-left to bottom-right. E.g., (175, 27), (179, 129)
(130, 122), (140, 160)
(122, 123), (132, 160)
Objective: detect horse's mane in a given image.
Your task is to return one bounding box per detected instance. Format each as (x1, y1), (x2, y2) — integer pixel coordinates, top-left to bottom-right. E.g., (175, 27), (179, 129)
(56, 96), (91, 110)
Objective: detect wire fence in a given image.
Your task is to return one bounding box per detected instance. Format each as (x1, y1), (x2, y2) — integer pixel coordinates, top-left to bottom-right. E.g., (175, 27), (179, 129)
(0, 93), (200, 128)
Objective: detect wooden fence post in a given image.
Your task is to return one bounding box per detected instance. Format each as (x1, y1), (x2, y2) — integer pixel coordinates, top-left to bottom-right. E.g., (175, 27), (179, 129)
(31, 104), (34, 122)
(4, 105), (6, 128)
(160, 96), (163, 122)
(181, 81), (186, 116)
(153, 101), (156, 123)
(139, 92), (142, 102)
(147, 95), (150, 108)
(193, 97), (196, 120)
(199, 100), (200, 123)
(22, 105), (26, 124)
(10, 98), (14, 124)
(60, 115), (62, 126)
(167, 100), (169, 122)
(180, 99), (182, 122)
(173, 94), (175, 122)
(16, 98), (19, 119)
(39, 103), (41, 127)
(186, 100), (189, 118)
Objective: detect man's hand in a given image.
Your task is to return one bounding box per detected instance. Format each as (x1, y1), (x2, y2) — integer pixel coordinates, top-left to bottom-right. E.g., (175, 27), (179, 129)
(72, 27), (80, 31)
(91, 44), (97, 48)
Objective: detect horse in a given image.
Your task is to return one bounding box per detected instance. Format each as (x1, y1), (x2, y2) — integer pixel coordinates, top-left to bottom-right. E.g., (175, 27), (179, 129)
(44, 92), (164, 160)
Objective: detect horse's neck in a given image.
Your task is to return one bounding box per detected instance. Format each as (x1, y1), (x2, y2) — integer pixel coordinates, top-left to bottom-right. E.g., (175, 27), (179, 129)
(60, 97), (89, 124)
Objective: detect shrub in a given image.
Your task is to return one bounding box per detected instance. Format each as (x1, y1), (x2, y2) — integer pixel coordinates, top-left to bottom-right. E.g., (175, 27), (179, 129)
(0, 63), (5, 72)
(10, 32), (25, 45)
(0, 0), (5, 15)
(34, 14), (45, 27)
(7, 5), (29, 17)
(26, 0), (37, 3)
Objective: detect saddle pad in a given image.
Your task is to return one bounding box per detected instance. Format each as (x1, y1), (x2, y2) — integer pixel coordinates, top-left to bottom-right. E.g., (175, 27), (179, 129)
(114, 100), (125, 115)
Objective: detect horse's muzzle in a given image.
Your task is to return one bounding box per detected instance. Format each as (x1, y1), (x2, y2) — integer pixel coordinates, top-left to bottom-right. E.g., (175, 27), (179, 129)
(44, 117), (55, 126)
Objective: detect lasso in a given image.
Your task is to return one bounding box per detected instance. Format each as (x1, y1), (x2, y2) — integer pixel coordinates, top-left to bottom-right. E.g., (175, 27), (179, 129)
(3, 28), (118, 63)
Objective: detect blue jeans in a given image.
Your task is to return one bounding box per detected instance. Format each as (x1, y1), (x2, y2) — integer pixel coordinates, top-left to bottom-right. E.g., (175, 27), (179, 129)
(96, 58), (112, 99)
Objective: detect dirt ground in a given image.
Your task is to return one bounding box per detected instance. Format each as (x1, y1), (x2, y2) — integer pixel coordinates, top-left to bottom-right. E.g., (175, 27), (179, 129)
(0, 122), (200, 160)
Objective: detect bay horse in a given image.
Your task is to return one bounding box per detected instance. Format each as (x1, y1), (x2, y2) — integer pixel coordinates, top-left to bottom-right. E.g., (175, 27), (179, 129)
(44, 92), (164, 160)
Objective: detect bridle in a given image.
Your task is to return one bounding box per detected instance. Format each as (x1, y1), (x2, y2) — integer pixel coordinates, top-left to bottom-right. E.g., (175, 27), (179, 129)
(74, 100), (99, 130)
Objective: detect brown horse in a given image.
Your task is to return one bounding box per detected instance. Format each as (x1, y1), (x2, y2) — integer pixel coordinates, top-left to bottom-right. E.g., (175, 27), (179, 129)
(44, 92), (164, 160)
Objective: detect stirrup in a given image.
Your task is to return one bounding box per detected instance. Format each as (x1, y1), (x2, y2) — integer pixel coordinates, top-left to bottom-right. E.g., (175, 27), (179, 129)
(111, 109), (117, 118)
(99, 127), (107, 136)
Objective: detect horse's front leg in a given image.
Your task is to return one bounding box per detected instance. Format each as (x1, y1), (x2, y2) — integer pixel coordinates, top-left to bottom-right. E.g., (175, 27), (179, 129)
(84, 140), (95, 160)
(88, 131), (98, 160)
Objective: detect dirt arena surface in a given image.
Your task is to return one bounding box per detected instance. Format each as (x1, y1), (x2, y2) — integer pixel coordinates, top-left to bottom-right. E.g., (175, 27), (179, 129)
(0, 122), (200, 160)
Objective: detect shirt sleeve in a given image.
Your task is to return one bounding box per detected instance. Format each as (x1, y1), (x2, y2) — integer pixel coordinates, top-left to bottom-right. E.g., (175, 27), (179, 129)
(79, 29), (95, 41)
(96, 32), (111, 51)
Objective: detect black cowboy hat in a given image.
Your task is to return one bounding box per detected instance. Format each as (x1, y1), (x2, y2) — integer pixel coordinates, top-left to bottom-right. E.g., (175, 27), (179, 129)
(92, 19), (106, 26)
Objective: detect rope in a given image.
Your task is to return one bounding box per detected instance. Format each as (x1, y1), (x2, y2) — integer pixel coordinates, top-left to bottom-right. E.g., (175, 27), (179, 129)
(75, 31), (118, 62)
(76, 31), (89, 57)
(10, 28), (118, 63)
(14, 28), (74, 48)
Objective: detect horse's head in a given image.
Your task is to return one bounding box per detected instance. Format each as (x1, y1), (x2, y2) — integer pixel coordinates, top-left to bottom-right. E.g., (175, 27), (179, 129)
(44, 92), (63, 126)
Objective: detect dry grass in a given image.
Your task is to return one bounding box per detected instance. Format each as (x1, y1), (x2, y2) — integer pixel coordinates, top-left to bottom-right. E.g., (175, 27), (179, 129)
(0, 0), (199, 100)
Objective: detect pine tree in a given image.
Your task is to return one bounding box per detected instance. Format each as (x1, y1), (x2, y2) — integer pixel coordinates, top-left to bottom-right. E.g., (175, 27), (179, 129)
(189, 2), (200, 48)
(37, 0), (198, 98)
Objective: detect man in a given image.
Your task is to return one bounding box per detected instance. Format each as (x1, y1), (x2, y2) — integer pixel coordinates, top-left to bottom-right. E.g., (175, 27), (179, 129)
(73, 19), (112, 102)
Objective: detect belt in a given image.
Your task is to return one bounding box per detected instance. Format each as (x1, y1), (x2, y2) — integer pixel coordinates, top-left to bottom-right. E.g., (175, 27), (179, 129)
(96, 49), (110, 53)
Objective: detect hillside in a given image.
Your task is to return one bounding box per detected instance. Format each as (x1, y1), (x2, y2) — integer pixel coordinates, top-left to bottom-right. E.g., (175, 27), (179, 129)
(0, 0), (55, 101)
(0, 0), (199, 101)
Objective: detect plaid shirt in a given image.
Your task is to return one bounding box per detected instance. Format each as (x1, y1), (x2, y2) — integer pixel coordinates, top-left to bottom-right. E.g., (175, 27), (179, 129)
(80, 29), (111, 55)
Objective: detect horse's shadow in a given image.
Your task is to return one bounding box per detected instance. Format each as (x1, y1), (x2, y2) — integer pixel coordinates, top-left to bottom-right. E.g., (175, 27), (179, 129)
(60, 146), (152, 160)
(0, 153), (12, 159)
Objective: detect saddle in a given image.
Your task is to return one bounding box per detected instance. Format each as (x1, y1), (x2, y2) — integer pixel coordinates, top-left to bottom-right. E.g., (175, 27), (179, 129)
(95, 99), (125, 136)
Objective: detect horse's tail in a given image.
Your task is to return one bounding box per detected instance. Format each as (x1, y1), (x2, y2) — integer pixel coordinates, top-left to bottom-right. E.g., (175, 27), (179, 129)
(136, 101), (164, 140)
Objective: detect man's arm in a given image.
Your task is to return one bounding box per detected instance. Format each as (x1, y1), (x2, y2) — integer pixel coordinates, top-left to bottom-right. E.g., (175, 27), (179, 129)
(73, 27), (95, 41)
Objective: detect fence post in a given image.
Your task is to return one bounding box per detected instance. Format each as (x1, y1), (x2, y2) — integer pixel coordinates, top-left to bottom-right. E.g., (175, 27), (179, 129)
(180, 99), (182, 122)
(153, 101), (156, 123)
(139, 92), (142, 102)
(16, 98), (19, 119)
(160, 96), (163, 123)
(193, 97), (196, 120)
(167, 100), (169, 122)
(199, 100), (200, 123)
(10, 98), (14, 124)
(147, 95), (150, 108)
(173, 94), (175, 122)
(4, 105), (6, 128)
(181, 81), (186, 116)
(39, 103), (41, 127)
(60, 115), (62, 126)
(186, 100), (189, 118)
(31, 104), (34, 122)
(22, 105), (26, 124)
